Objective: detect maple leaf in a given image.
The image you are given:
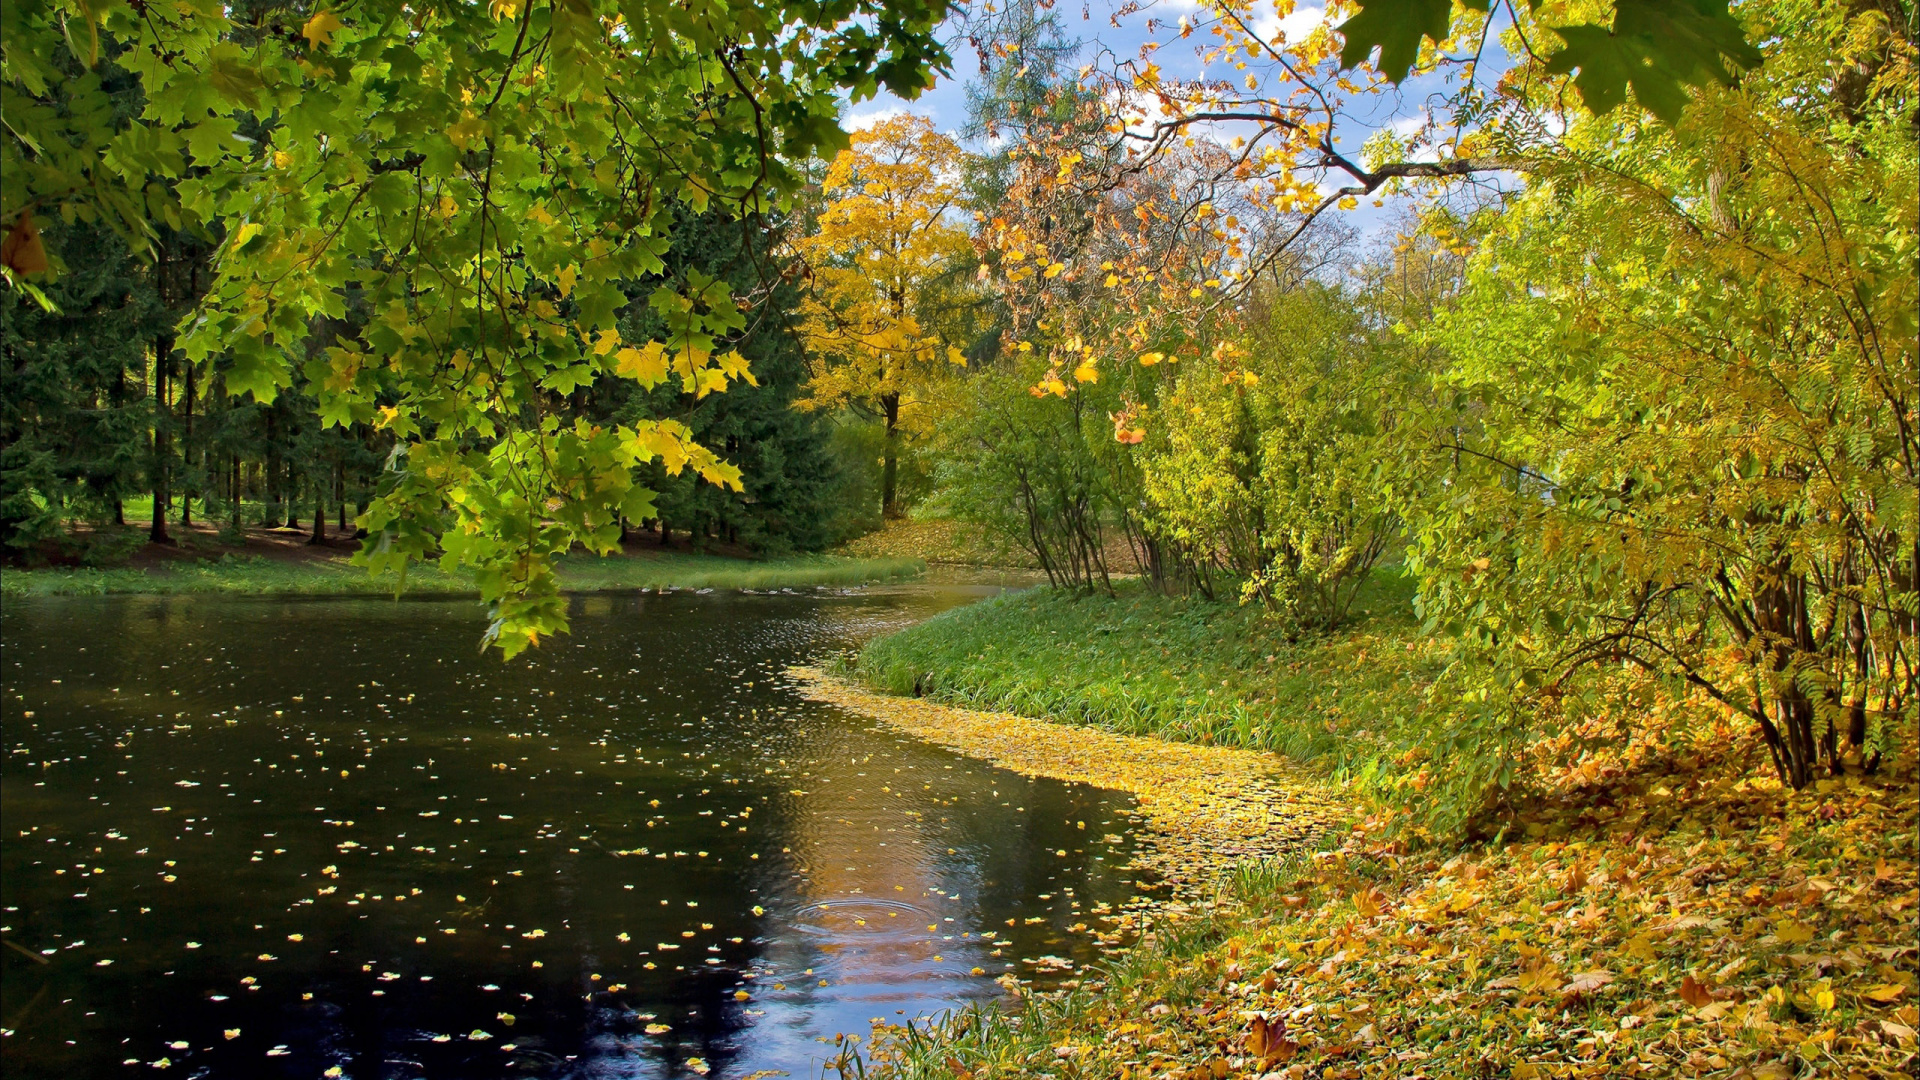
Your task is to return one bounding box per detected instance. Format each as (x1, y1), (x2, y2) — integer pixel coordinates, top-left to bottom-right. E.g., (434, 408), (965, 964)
(1678, 972), (1715, 1008)
(301, 10), (344, 49)
(1, 212), (49, 276)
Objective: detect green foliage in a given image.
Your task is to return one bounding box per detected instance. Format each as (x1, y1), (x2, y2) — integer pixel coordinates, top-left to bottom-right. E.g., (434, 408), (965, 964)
(1336, 0), (1762, 123)
(0, 217), (163, 546)
(1139, 278), (1428, 627)
(5, 0), (952, 654)
(1410, 1), (1917, 789)
(934, 354), (1149, 592)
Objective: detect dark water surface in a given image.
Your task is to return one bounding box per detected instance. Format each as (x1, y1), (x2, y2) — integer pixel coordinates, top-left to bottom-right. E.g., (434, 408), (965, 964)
(1, 585), (1146, 1080)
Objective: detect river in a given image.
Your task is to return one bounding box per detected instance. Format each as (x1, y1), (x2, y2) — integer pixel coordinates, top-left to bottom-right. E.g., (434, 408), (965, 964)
(1, 583), (1148, 1080)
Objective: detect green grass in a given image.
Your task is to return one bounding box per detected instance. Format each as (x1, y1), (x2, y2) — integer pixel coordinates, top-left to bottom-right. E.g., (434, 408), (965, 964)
(847, 569), (1453, 788)
(0, 551), (925, 598)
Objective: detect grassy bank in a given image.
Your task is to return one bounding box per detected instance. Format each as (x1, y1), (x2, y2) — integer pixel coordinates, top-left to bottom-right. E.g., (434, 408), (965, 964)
(849, 571), (1447, 799)
(844, 575), (1919, 1079)
(864, 749), (1917, 1079)
(0, 550), (925, 598)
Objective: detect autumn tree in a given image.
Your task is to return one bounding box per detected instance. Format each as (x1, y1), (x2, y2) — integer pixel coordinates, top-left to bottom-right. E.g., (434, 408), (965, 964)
(793, 114), (973, 520)
(1410, 1), (1916, 791)
(2, 0), (950, 652)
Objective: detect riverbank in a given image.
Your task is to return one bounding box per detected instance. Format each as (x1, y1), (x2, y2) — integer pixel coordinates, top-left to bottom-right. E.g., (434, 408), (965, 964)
(791, 667), (1344, 898)
(837, 579), (1920, 1079)
(1, 534), (925, 597)
(848, 573), (1446, 815)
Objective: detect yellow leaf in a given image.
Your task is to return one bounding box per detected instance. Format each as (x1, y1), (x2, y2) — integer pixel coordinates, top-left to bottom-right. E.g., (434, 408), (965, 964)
(301, 10), (343, 48)
(1775, 920), (1815, 945)
(1863, 983), (1909, 1003)
(1, 212), (49, 276)
(1137, 351), (1164, 366)
(1072, 360), (1099, 384)
(1622, 934), (1658, 961)
(614, 342), (670, 388)
(1044, 261), (1065, 279)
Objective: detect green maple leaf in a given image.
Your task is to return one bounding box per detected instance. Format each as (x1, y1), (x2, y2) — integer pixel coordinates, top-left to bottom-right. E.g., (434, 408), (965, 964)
(1336, 0), (1491, 84)
(1545, 0), (1763, 125)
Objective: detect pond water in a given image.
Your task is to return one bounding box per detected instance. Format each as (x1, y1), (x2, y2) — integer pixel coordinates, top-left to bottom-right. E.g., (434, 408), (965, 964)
(0, 584), (1148, 1080)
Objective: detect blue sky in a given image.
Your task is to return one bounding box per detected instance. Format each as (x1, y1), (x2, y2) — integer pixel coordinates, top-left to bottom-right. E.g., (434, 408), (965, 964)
(843, 1), (1519, 241)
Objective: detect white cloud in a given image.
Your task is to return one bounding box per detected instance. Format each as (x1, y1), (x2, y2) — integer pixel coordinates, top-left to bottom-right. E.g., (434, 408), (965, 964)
(1251, 2), (1326, 46)
(844, 106), (910, 131)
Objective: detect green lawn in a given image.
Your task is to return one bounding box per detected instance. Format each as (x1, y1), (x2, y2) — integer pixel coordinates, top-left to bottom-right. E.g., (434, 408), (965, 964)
(847, 569), (1452, 791)
(1, 550), (924, 598)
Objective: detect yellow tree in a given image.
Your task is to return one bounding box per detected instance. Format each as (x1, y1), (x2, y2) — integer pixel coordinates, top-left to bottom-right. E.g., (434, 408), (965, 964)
(794, 114), (971, 519)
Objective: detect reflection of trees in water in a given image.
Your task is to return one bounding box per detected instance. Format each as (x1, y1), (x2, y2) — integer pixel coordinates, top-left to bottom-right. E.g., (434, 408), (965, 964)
(763, 708), (1142, 1002)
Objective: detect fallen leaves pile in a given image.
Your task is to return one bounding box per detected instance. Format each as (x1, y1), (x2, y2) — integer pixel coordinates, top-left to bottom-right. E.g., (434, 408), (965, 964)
(790, 668), (1341, 896)
(855, 735), (1917, 1079)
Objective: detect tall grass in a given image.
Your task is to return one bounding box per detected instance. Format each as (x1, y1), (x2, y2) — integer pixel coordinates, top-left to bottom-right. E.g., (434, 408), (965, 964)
(1, 552), (925, 598)
(848, 569), (1452, 785)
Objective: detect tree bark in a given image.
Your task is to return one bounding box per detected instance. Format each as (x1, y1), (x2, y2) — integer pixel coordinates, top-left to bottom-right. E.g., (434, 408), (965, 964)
(149, 336), (173, 545)
(263, 411), (284, 528)
(310, 479), (326, 544)
(881, 390), (902, 519)
(179, 359), (195, 527)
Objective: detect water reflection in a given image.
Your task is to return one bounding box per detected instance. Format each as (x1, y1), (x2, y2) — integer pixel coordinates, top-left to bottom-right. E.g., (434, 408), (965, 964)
(1, 586), (1143, 1080)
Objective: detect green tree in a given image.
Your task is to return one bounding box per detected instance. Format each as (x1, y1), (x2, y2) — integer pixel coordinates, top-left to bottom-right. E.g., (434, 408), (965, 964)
(1408, 1), (1917, 790)
(5, 0), (950, 653)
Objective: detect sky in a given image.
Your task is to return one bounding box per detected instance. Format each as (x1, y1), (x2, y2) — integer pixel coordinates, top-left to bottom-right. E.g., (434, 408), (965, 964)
(840, 0), (1519, 242)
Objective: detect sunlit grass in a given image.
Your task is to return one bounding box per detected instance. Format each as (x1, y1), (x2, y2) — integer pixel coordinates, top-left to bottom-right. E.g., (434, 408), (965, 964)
(0, 551), (925, 598)
(847, 569), (1451, 786)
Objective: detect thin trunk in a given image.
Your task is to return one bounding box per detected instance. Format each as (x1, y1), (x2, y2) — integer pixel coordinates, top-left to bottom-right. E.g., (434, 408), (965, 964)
(335, 463), (347, 531)
(881, 391), (901, 520)
(179, 360), (196, 527)
(264, 412), (283, 528)
(230, 453), (242, 534)
(310, 477), (325, 544)
(149, 336), (173, 544)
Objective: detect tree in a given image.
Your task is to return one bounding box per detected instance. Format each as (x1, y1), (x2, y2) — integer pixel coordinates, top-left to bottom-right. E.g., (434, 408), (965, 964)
(1140, 272), (1427, 627)
(4, 0), (951, 653)
(0, 217), (162, 548)
(1408, 0), (1916, 789)
(613, 209), (844, 553)
(793, 114), (973, 519)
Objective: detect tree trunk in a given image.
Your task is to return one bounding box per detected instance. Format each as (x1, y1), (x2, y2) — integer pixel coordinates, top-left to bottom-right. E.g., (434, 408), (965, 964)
(149, 336), (173, 544)
(310, 480), (326, 544)
(263, 411), (283, 528)
(881, 390), (902, 519)
(179, 359), (195, 527)
(335, 462), (347, 531)
(230, 453), (243, 534)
